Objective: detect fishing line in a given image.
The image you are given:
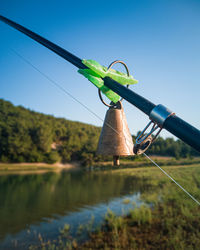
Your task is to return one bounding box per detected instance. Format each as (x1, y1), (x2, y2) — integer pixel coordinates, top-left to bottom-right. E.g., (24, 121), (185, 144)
(144, 153), (200, 206)
(10, 49), (105, 122)
(10, 48), (200, 206)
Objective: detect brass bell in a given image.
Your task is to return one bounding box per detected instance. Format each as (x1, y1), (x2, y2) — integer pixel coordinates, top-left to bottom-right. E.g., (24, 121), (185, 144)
(97, 101), (134, 166)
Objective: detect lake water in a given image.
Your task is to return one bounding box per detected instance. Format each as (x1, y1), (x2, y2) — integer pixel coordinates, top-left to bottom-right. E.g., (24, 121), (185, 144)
(0, 169), (147, 249)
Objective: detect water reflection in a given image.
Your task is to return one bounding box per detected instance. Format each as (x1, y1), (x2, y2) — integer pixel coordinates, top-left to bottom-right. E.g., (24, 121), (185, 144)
(0, 169), (147, 249)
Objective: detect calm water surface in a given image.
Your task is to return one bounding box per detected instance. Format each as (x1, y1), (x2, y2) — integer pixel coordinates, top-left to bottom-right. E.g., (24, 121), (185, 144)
(0, 169), (148, 249)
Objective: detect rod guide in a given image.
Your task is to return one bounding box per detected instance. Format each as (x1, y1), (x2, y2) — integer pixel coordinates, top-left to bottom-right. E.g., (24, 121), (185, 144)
(134, 105), (175, 155)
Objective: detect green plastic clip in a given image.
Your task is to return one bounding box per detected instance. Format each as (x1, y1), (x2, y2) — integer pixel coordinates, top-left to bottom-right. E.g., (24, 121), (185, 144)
(78, 59), (138, 103)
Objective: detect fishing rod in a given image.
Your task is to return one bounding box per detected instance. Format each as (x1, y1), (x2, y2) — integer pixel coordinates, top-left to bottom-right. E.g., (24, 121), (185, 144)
(1, 15), (200, 153)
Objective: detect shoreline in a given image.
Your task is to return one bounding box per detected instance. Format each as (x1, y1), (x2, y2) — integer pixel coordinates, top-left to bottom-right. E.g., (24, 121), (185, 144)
(0, 162), (80, 175)
(0, 156), (200, 175)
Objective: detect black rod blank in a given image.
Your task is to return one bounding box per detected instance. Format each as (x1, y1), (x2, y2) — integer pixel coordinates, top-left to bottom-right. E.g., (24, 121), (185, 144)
(0, 15), (86, 69)
(1, 15), (200, 152)
(104, 77), (156, 116)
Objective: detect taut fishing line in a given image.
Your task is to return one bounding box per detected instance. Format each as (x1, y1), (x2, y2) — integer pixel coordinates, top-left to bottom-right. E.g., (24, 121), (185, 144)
(144, 153), (200, 206)
(10, 48), (200, 207)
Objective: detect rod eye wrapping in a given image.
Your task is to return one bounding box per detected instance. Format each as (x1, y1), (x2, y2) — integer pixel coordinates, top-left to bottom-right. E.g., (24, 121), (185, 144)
(149, 104), (175, 127)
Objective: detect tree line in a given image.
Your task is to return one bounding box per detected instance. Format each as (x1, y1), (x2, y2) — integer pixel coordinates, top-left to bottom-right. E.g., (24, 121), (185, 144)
(0, 99), (199, 165)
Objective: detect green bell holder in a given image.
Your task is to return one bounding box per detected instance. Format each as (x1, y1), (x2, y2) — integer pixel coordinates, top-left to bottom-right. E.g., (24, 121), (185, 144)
(78, 59), (138, 105)
(98, 60), (130, 107)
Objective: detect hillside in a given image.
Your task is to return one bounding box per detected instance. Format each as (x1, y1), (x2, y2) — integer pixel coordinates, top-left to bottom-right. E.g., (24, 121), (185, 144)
(0, 99), (199, 165)
(0, 99), (101, 165)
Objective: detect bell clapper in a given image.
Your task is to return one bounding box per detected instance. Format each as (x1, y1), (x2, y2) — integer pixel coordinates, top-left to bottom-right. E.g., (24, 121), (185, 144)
(113, 155), (120, 166)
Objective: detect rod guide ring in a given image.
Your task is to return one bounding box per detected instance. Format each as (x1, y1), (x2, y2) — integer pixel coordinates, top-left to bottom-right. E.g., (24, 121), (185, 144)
(134, 105), (175, 155)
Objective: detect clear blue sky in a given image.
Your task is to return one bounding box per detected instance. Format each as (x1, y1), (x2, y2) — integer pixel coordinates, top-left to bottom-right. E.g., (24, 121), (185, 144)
(0, 0), (200, 138)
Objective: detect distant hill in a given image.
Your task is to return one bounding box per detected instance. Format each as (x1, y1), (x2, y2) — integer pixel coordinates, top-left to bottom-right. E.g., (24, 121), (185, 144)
(0, 99), (101, 164)
(0, 99), (199, 165)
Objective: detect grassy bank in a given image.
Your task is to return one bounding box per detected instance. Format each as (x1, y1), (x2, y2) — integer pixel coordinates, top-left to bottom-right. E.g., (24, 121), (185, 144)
(29, 163), (200, 249)
(81, 165), (200, 249)
(92, 156), (200, 170)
